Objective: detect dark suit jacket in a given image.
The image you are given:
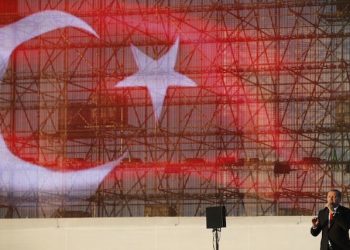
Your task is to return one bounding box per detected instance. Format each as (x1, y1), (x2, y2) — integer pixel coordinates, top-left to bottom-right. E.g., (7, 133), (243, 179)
(311, 205), (350, 250)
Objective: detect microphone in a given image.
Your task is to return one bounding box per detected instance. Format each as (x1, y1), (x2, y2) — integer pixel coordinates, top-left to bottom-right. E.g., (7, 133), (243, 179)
(326, 203), (334, 213)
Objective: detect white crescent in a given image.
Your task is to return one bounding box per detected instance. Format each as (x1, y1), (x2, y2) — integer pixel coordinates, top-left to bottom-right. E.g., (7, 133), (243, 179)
(0, 11), (123, 197)
(0, 134), (123, 196)
(0, 10), (98, 80)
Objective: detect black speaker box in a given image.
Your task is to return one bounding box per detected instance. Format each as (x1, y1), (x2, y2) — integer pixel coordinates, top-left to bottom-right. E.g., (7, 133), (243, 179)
(206, 206), (226, 229)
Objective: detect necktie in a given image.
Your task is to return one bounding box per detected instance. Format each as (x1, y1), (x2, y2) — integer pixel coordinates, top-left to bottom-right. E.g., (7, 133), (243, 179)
(329, 211), (333, 228)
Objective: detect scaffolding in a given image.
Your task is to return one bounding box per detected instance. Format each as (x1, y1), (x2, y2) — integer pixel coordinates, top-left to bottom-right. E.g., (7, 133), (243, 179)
(1, 0), (350, 217)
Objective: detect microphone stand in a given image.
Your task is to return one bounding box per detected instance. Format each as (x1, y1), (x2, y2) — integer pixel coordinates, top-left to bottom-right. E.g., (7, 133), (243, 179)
(213, 228), (221, 250)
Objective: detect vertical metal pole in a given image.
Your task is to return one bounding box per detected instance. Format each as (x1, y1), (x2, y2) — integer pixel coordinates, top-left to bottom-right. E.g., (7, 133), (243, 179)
(213, 228), (220, 250)
(216, 229), (219, 250)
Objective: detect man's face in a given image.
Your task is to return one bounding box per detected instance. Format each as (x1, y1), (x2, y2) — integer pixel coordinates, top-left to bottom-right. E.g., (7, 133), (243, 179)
(327, 191), (340, 207)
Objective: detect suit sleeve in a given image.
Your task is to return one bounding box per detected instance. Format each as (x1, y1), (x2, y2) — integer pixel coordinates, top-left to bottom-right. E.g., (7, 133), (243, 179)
(346, 207), (350, 230)
(310, 211), (322, 237)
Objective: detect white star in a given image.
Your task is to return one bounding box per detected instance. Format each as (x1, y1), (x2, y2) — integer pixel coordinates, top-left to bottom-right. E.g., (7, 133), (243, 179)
(115, 37), (197, 121)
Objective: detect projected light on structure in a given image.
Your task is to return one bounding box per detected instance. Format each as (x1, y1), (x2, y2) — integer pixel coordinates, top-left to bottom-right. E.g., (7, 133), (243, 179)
(1, 1), (336, 217)
(0, 10), (123, 197)
(114, 37), (197, 122)
(0, 134), (123, 196)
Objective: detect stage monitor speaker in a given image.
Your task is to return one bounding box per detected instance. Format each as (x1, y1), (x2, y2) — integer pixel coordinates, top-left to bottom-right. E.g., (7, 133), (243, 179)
(206, 206), (226, 229)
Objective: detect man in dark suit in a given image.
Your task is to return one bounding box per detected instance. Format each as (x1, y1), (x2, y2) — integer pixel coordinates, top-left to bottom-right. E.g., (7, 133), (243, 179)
(311, 189), (350, 250)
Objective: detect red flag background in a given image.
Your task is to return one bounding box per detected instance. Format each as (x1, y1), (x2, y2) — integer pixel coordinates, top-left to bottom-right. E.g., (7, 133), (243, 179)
(0, 0), (349, 218)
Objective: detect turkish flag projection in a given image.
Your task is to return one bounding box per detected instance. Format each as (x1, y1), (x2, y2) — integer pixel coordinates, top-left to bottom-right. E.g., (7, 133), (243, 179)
(0, 1), (318, 215)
